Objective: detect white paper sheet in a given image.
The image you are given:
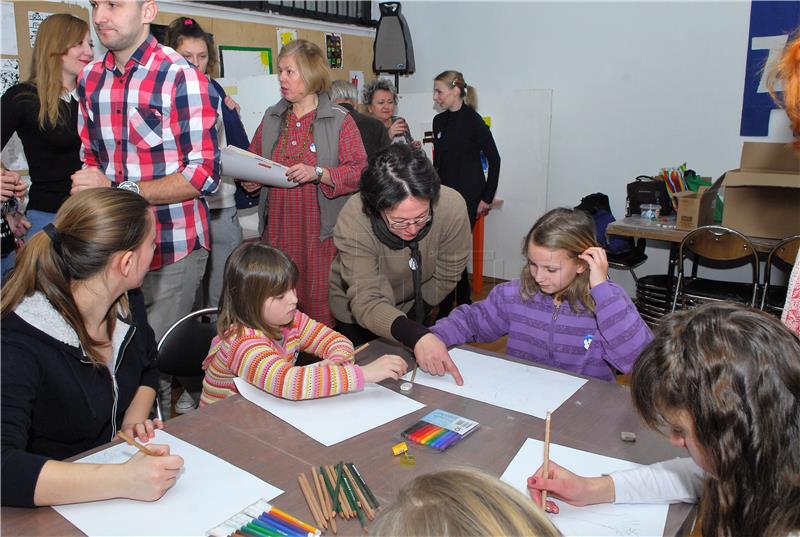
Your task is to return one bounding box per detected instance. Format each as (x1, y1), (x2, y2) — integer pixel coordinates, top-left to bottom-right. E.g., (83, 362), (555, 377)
(54, 430), (283, 537)
(402, 347), (587, 419)
(502, 438), (669, 537)
(234, 377), (425, 446)
(1, 2), (17, 55)
(221, 145), (296, 188)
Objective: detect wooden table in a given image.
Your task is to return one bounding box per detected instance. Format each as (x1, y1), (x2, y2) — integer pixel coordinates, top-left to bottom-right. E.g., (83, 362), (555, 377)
(607, 216), (780, 253)
(2, 341), (692, 536)
(608, 216), (781, 311)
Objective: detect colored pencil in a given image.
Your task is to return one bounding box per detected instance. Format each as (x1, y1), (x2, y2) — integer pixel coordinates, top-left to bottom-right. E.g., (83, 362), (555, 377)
(297, 473), (326, 530)
(347, 463), (380, 510)
(116, 430), (157, 456)
(340, 468), (368, 532)
(343, 464), (375, 520)
(325, 465), (352, 518)
(353, 342), (370, 355)
(541, 411), (552, 508)
(409, 364), (418, 383)
(315, 468), (337, 534)
(310, 467), (330, 523)
(320, 465), (341, 516)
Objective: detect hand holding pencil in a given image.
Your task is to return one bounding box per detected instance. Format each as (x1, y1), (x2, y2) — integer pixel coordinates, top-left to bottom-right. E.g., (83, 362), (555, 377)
(526, 460), (616, 513)
(116, 431), (185, 502)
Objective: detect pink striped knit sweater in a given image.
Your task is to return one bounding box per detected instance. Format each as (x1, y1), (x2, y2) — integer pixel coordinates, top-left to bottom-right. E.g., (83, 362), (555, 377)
(200, 311), (363, 405)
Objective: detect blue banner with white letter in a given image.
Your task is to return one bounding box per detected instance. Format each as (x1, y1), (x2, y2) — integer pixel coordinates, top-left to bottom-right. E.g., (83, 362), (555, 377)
(740, 1), (800, 136)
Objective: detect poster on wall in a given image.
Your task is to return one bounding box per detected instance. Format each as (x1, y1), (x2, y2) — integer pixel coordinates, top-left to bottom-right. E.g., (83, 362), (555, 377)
(276, 28), (297, 54)
(325, 33), (343, 69)
(349, 70), (364, 100)
(0, 58), (19, 96)
(28, 11), (53, 48)
(740, 0), (800, 136)
(1, 2), (17, 55)
(219, 46), (272, 78)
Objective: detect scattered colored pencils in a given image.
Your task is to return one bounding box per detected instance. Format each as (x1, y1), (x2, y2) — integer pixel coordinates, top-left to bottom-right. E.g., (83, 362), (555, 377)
(297, 461), (379, 534)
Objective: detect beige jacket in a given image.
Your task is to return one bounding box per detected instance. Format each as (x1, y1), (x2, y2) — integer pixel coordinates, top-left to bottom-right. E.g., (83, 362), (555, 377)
(329, 186), (471, 343)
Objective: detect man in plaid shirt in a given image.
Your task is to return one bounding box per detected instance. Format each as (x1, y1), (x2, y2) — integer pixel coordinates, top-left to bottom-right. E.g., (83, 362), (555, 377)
(71, 0), (219, 345)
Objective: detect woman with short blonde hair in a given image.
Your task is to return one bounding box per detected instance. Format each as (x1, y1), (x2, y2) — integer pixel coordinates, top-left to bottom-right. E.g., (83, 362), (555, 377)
(243, 39), (366, 327)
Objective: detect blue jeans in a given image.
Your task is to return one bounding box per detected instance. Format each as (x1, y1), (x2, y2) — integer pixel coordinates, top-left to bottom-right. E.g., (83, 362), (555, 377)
(1, 210), (56, 279)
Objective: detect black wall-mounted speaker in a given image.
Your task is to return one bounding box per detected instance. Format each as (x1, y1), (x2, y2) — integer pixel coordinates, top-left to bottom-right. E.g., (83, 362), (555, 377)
(373, 2), (415, 74)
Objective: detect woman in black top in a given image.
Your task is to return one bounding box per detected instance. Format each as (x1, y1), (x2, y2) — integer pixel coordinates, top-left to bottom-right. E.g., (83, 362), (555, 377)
(0, 14), (92, 275)
(432, 70), (501, 315)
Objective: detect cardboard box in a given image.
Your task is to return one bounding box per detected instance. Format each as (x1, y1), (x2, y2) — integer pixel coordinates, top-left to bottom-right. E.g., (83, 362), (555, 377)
(674, 177), (723, 231)
(721, 142), (800, 239)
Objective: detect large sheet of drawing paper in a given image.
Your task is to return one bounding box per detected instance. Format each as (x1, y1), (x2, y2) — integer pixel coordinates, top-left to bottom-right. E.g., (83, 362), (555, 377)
(234, 378), (424, 446)
(502, 438), (670, 537)
(402, 347), (586, 419)
(54, 430), (282, 537)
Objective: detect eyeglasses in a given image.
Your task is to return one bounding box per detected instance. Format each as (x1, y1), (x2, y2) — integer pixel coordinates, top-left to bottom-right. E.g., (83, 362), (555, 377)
(384, 211), (432, 230)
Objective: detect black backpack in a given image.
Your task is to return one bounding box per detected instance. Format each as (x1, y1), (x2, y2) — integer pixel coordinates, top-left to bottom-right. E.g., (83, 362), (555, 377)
(625, 176), (673, 216)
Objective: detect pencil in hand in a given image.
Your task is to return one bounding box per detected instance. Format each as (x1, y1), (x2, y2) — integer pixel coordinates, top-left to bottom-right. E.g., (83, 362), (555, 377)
(541, 411), (552, 509)
(116, 430), (158, 456)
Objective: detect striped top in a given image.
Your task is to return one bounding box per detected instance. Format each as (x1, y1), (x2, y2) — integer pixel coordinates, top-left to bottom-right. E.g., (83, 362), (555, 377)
(200, 311), (363, 405)
(431, 280), (652, 381)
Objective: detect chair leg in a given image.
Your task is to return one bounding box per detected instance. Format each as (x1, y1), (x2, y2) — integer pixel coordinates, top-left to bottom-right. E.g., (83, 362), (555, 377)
(671, 274), (682, 312)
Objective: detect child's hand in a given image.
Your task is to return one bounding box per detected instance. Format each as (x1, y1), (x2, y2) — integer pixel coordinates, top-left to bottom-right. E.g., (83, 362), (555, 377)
(361, 354), (408, 383)
(1, 169), (27, 202)
(526, 460), (615, 512)
(121, 418), (164, 443)
(578, 247), (609, 288)
(119, 444), (184, 501)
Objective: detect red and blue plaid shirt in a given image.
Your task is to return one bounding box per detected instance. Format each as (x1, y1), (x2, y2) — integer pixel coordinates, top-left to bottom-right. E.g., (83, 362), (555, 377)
(77, 35), (219, 270)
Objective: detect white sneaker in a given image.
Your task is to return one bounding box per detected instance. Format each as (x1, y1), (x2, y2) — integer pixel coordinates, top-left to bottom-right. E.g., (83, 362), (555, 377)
(175, 390), (198, 414)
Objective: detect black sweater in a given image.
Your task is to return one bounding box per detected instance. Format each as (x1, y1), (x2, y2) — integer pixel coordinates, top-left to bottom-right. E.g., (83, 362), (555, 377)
(1, 289), (159, 507)
(432, 105), (501, 223)
(1, 83), (82, 213)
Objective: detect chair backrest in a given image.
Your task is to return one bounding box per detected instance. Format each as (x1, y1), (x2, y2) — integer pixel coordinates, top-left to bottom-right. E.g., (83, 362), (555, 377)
(157, 307), (220, 377)
(761, 234), (800, 310)
(673, 226), (760, 310)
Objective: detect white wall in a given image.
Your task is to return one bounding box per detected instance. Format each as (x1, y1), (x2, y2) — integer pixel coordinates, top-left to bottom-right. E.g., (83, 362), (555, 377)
(391, 1), (795, 292)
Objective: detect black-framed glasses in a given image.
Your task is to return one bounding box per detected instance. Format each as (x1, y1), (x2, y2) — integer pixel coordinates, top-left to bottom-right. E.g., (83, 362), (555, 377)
(384, 211), (432, 230)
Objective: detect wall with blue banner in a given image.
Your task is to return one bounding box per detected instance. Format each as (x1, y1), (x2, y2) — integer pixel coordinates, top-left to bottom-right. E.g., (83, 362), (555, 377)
(740, 1), (800, 136)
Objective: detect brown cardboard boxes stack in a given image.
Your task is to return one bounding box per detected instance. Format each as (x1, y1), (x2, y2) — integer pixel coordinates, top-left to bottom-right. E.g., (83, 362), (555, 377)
(673, 142), (800, 238)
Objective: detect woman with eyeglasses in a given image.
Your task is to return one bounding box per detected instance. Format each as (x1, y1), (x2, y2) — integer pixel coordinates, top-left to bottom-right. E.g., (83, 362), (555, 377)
(329, 144), (471, 385)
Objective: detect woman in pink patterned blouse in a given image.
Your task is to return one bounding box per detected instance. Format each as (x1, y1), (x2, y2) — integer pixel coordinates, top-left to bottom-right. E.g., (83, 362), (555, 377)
(200, 243), (407, 405)
(243, 39), (367, 327)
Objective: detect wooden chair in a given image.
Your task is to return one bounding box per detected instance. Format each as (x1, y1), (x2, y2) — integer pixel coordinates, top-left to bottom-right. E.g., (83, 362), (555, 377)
(671, 226), (760, 312)
(154, 307), (219, 421)
(760, 235), (800, 315)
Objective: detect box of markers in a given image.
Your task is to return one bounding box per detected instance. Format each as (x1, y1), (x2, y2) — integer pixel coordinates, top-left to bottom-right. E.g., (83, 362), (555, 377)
(401, 409), (479, 451)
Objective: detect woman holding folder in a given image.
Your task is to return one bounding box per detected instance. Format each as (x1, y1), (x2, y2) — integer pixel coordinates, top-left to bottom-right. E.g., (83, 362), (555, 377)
(243, 39), (367, 327)
(1, 189), (183, 507)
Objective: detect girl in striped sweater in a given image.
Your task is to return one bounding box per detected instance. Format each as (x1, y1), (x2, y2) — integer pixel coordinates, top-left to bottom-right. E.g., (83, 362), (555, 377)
(414, 207), (652, 382)
(200, 243), (407, 405)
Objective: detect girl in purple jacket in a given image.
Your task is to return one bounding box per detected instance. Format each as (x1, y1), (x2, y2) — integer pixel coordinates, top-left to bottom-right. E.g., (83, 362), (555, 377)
(413, 207), (652, 382)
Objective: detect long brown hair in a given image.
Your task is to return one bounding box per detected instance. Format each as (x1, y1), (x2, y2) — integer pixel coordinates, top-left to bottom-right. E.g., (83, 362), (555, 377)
(27, 13), (89, 129)
(371, 467), (561, 537)
(434, 70), (477, 108)
(767, 30), (800, 151)
(217, 243), (298, 340)
(1, 189), (152, 366)
(519, 207), (597, 312)
(631, 302), (800, 536)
